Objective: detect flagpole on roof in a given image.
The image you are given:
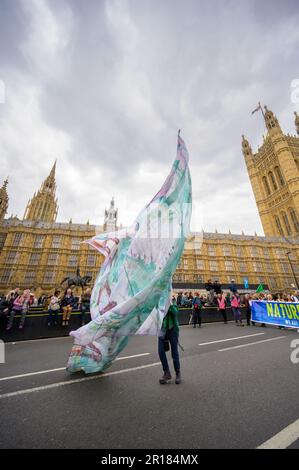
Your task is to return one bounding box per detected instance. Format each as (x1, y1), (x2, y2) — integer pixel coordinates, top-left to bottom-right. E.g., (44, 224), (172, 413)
(252, 102), (267, 133)
(259, 102), (265, 119)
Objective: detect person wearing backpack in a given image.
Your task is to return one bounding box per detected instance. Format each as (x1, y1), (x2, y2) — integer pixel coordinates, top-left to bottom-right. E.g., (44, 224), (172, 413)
(192, 292), (202, 328)
(158, 303), (181, 385)
(47, 290), (61, 326)
(6, 289), (31, 331)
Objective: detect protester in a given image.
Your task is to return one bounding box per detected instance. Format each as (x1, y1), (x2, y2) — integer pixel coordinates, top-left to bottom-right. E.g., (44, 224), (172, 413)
(80, 287), (91, 326)
(176, 292), (182, 307)
(60, 289), (76, 327)
(213, 280), (222, 295)
(229, 279), (238, 294)
(182, 292), (191, 307)
(244, 293), (254, 326)
(205, 279), (214, 305)
(2, 291), (16, 317)
(38, 293), (47, 308)
(6, 289), (31, 331)
(192, 292), (202, 328)
(217, 293), (228, 324)
(158, 303), (181, 384)
(47, 290), (61, 326)
(231, 292), (243, 326)
(225, 292), (231, 306)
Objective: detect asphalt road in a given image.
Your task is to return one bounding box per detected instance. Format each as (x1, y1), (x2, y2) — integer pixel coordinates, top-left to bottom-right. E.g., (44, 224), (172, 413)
(0, 322), (298, 449)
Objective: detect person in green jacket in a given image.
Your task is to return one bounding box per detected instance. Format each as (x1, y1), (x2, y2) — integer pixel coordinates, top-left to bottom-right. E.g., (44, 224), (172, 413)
(158, 304), (181, 384)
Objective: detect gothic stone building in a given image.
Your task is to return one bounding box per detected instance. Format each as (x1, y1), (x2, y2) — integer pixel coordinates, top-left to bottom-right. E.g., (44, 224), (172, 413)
(0, 106), (298, 296)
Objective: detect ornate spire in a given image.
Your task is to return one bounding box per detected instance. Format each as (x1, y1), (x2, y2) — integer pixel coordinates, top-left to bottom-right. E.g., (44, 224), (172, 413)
(23, 162), (58, 222)
(0, 177), (9, 222)
(41, 160), (56, 194)
(242, 135), (253, 156)
(103, 197), (118, 232)
(263, 105), (282, 134)
(294, 111), (299, 135)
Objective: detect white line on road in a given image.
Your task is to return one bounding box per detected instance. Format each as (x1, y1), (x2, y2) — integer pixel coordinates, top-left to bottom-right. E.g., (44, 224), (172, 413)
(6, 336), (73, 345)
(0, 362), (161, 399)
(257, 418), (299, 449)
(218, 336), (286, 352)
(198, 333), (265, 346)
(0, 353), (151, 382)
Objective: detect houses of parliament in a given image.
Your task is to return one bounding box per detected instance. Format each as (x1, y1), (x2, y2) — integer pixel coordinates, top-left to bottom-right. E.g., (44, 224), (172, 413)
(0, 106), (299, 296)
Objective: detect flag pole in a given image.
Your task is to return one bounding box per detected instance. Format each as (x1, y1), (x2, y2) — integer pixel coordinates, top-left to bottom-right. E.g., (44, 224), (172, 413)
(258, 101), (265, 119)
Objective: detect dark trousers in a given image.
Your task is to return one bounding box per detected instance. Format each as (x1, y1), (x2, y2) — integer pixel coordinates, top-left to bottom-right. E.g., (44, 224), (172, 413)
(47, 308), (59, 325)
(232, 307), (242, 323)
(219, 308), (227, 323)
(81, 304), (90, 324)
(246, 306), (251, 325)
(7, 307), (27, 329)
(158, 329), (180, 373)
(192, 309), (202, 326)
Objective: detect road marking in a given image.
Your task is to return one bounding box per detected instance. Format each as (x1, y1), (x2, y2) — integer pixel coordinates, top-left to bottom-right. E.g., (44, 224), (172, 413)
(257, 418), (299, 449)
(198, 333), (264, 346)
(0, 353), (151, 382)
(6, 336), (72, 345)
(116, 353), (150, 361)
(218, 336), (286, 352)
(0, 362), (161, 399)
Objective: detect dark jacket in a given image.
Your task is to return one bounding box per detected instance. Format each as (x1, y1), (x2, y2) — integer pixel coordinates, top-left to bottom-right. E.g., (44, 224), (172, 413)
(229, 283), (238, 294)
(61, 294), (76, 308)
(213, 282), (222, 294)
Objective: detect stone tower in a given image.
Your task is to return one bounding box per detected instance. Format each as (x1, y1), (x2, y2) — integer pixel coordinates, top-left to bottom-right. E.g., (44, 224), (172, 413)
(0, 178), (9, 222)
(103, 197), (118, 232)
(23, 161), (58, 222)
(243, 106), (299, 238)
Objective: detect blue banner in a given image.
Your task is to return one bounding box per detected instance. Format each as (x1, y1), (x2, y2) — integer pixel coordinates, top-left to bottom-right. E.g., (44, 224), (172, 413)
(251, 301), (299, 329)
(244, 278), (249, 289)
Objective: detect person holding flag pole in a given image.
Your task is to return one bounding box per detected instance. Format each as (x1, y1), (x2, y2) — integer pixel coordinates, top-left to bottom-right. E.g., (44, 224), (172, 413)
(255, 284), (266, 327)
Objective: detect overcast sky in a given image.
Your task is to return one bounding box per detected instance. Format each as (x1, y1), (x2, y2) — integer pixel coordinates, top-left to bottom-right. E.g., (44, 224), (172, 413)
(0, 0), (298, 235)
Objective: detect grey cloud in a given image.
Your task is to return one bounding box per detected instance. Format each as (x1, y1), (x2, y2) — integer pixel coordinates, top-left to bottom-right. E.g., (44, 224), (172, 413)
(0, 0), (298, 232)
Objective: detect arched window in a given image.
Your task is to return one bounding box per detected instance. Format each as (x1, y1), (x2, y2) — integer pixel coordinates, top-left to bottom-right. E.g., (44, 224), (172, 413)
(269, 171), (278, 191)
(274, 166), (285, 187)
(274, 215), (284, 236)
(262, 176), (271, 196)
(289, 207), (299, 233)
(281, 212), (292, 236)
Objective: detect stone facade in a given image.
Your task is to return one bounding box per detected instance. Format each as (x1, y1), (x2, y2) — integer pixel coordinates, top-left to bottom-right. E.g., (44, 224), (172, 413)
(242, 106), (299, 238)
(0, 107), (298, 296)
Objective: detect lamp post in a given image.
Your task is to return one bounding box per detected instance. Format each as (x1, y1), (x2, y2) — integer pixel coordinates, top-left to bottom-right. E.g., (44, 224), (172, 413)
(286, 251), (299, 290)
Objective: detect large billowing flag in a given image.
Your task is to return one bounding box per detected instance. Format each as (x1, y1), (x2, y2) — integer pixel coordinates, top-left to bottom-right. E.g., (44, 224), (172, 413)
(66, 133), (192, 374)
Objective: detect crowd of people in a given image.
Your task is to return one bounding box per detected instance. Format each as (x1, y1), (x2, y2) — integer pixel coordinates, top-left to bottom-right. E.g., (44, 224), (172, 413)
(172, 280), (299, 329)
(0, 287), (92, 331)
(1, 280), (298, 333)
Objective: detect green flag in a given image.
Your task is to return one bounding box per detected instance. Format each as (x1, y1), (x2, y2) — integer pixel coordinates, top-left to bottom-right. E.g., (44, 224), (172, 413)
(256, 284), (264, 293)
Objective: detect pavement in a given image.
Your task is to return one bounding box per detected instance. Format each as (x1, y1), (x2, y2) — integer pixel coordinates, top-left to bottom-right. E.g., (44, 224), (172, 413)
(0, 322), (298, 449)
